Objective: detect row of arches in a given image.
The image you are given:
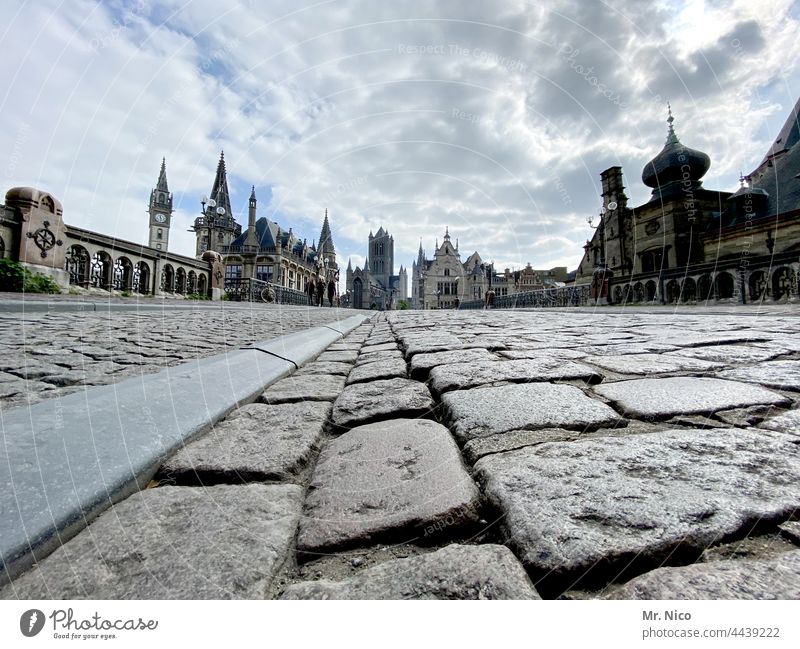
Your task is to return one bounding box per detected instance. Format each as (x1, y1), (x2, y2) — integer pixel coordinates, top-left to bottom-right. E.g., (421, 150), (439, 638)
(612, 267), (796, 305)
(64, 244), (207, 295)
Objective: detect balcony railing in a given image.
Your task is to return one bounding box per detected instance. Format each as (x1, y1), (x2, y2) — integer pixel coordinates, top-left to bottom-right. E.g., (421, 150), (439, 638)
(223, 277), (312, 305)
(458, 285), (592, 309)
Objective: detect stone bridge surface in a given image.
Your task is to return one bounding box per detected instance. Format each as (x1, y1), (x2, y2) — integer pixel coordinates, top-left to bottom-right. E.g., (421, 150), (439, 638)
(2, 304), (800, 599)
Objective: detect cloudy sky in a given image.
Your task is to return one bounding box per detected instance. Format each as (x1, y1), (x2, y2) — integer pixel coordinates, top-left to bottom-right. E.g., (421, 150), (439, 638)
(2, 0), (799, 281)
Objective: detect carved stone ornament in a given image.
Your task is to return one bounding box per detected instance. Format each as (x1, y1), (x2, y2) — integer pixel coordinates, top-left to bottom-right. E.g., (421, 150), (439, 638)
(645, 219), (661, 236)
(26, 220), (63, 258)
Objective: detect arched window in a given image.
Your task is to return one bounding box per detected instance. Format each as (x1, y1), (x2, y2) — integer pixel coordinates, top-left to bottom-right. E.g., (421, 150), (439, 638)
(444, 268), (450, 276)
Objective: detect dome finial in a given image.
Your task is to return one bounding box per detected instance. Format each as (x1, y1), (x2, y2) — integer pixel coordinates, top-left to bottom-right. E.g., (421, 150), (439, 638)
(665, 102), (679, 144)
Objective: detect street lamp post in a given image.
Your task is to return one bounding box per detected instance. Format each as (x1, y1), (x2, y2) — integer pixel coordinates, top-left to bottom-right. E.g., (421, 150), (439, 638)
(196, 196), (226, 253)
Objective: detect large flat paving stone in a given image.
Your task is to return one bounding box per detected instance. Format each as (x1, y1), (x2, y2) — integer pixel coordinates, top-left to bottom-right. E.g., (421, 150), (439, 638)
(443, 383), (621, 442)
(607, 551), (800, 599)
(297, 419), (480, 553)
(430, 358), (600, 394)
(668, 345), (785, 365)
(474, 428), (800, 588)
(260, 373), (345, 403)
(583, 353), (722, 375)
(0, 484), (303, 599)
(332, 378), (435, 429)
(281, 544), (539, 600)
(410, 348), (499, 379)
(594, 377), (791, 419)
(346, 358), (407, 385)
(316, 350), (359, 363)
(159, 403), (331, 484)
(759, 409), (800, 436)
(718, 360), (800, 392)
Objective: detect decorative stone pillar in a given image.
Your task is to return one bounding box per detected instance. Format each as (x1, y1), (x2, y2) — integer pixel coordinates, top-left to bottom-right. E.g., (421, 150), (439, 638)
(5, 187), (70, 288)
(202, 251), (225, 300)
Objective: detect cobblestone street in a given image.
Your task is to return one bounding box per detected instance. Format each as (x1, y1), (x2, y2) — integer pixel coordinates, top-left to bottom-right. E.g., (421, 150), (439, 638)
(2, 307), (800, 599)
(0, 302), (357, 409)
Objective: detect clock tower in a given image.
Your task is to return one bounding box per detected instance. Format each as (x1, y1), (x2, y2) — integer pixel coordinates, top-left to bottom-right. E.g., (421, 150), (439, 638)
(148, 158), (173, 251)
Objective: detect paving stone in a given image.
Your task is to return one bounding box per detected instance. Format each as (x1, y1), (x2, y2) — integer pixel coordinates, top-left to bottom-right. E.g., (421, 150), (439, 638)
(360, 341), (399, 353)
(355, 349), (404, 366)
(719, 360), (800, 392)
(443, 383), (621, 442)
(498, 348), (587, 360)
(260, 373), (345, 403)
(296, 361), (353, 376)
(429, 358), (601, 394)
(474, 428), (800, 586)
(714, 405), (778, 428)
(346, 358), (407, 385)
(410, 348), (499, 379)
(160, 403), (331, 484)
(594, 377), (791, 419)
(463, 428), (583, 464)
(583, 353), (722, 375)
(779, 521), (800, 545)
(759, 409), (800, 436)
(282, 544), (539, 600)
(332, 378), (435, 429)
(669, 345), (785, 364)
(0, 484), (303, 599)
(578, 343), (680, 356)
(607, 551), (800, 599)
(316, 350), (359, 363)
(297, 419), (480, 553)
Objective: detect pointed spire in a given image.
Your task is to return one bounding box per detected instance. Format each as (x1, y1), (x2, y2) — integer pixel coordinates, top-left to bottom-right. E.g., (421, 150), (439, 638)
(347, 258), (353, 271)
(364, 256), (370, 272)
(209, 150), (233, 219)
(157, 157), (169, 192)
(250, 185), (257, 201)
(318, 208), (335, 255)
(418, 238), (423, 254)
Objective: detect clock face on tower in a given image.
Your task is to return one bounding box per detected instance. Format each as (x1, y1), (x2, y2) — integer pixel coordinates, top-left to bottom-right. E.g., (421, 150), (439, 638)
(154, 213), (167, 223)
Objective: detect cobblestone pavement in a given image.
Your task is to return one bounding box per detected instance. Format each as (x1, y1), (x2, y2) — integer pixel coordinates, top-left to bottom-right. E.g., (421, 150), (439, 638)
(0, 303), (359, 409)
(3, 309), (800, 599)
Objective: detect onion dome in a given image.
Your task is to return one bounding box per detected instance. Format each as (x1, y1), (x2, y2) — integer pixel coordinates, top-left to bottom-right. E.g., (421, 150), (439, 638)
(642, 106), (710, 193)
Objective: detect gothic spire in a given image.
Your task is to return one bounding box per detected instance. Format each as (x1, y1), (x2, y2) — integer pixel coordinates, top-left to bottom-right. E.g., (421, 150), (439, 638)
(318, 208), (335, 255)
(209, 150), (233, 219)
(156, 157), (169, 192)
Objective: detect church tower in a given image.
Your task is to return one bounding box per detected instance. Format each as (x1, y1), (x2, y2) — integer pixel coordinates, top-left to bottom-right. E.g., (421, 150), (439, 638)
(317, 209), (337, 276)
(368, 226), (394, 290)
(194, 151), (242, 257)
(148, 158), (173, 251)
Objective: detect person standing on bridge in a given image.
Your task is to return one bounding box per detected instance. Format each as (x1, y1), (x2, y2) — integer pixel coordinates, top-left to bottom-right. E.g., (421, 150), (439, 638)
(484, 287), (495, 309)
(316, 276), (325, 306)
(327, 277), (336, 307)
(306, 276), (316, 305)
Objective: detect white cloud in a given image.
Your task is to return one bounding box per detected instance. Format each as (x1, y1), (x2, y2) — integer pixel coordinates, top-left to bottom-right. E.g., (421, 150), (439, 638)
(1, 0), (798, 274)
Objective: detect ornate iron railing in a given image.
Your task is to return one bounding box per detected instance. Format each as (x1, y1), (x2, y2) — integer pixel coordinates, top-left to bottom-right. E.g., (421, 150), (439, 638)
(223, 277), (312, 305)
(458, 285), (592, 309)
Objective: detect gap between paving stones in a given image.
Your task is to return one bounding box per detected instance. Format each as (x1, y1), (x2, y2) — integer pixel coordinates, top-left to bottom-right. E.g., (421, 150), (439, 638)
(0, 313), (371, 586)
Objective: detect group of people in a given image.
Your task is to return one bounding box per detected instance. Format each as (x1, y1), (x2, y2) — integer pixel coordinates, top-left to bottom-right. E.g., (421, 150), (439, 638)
(307, 275), (338, 307)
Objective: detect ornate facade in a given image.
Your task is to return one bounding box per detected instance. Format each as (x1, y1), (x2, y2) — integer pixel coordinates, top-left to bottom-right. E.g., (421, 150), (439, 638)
(411, 228), (568, 309)
(574, 100), (800, 304)
(192, 152), (338, 294)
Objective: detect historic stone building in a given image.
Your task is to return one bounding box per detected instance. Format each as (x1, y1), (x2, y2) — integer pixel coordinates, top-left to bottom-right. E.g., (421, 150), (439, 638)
(574, 100), (800, 304)
(411, 228), (568, 309)
(193, 152), (338, 295)
(345, 226), (408, 309)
